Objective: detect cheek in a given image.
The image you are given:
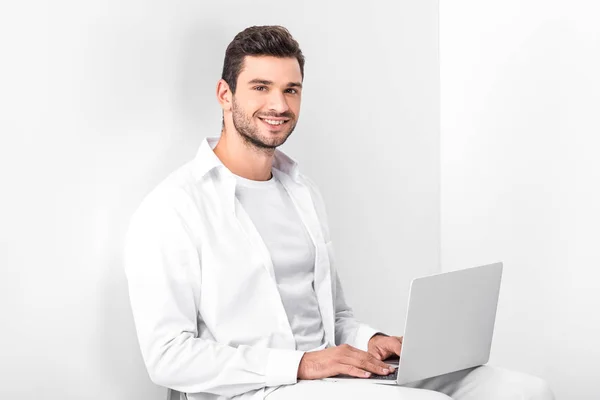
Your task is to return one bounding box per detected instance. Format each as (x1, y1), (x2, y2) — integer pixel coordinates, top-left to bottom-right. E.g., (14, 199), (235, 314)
(235, 94), (262, 116)
(245, 96), (266, 116)
(291, 94), (301, 109)
(291, 100), (301, 118)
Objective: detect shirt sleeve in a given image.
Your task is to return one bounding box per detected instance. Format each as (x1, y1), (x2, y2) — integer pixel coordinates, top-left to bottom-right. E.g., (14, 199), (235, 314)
(124, 190), (305, 397)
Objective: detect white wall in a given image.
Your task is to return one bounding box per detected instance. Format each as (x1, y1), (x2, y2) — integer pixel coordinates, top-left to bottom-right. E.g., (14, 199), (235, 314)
(0, 1), (439, 398)
(440, 1), (600, 398)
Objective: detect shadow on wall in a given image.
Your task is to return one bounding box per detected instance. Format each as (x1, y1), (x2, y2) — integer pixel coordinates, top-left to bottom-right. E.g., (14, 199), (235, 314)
(94, 23), (232, 399)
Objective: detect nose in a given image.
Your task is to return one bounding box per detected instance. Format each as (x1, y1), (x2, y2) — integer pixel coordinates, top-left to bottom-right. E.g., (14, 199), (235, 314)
(266, 91), (290, 114)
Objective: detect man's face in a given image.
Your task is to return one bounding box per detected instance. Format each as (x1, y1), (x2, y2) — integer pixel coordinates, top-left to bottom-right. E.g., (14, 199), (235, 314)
(230, 55), (302, 149)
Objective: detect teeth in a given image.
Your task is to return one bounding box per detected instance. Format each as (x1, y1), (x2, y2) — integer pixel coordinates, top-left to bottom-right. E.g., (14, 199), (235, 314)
(263, 119), (286, 126)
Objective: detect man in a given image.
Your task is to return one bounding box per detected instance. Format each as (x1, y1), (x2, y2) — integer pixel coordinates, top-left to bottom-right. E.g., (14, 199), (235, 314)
(124, 26), (554, 400)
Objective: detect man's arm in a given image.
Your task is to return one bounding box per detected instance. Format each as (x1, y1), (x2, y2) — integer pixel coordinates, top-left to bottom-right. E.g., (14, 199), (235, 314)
(124, 190), (304, 397)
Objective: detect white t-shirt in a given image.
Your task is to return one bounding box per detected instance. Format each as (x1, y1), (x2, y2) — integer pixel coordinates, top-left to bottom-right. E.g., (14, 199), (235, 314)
(234, 172), (326, 352)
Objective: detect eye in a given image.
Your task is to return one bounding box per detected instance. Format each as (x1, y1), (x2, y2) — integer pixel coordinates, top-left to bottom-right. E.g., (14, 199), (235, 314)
(285, 88), (298, 94)
(254, 86), (267, 92)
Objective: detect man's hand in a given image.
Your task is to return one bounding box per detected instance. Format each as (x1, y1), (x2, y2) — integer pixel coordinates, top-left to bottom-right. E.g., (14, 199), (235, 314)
(297, 344), (396, 380)
(367, 334), (403, 361)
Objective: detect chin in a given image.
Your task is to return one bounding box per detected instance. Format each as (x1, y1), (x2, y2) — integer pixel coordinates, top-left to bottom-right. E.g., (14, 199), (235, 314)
(260, 132), (292, 147)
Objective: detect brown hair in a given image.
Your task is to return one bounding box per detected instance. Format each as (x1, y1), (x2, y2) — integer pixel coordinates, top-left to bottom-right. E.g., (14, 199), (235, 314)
(221, 25), (305, 94)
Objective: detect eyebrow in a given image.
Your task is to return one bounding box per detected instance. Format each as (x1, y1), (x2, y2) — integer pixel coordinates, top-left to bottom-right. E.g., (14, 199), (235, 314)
(247, 79), (303, 88)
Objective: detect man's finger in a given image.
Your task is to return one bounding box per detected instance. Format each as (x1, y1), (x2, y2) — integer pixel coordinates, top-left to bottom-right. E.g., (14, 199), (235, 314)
(390, 336), (402, 355)
(387, 336), (402, 356)
(340, 355), (391, 376)
(343, 344), (360, 354)
(367, 352), (390, 368)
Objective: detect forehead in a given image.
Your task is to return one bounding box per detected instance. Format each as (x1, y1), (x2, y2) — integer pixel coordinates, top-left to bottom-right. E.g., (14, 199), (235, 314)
(238, 55), (302, 85)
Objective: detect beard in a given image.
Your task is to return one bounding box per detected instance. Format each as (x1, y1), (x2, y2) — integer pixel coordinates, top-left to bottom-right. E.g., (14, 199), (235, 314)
(230, 96), (297, 150)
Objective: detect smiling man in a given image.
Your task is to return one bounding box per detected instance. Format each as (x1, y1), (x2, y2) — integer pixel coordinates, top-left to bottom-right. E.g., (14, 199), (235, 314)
(212, 52), (302, 180)
(124, 26), (554, 400)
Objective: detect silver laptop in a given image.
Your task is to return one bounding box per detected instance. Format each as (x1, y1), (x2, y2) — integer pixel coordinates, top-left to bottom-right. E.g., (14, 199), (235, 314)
(323, 262), (503, 385)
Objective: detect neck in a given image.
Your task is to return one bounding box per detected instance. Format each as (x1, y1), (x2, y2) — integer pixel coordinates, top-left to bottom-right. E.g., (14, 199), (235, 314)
(213, 129), (275, 181)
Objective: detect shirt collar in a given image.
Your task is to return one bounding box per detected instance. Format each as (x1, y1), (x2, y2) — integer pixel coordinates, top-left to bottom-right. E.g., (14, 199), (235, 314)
(193, 136), (301, 182)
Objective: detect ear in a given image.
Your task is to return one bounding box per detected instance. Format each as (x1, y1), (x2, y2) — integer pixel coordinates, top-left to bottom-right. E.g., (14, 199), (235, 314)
(216, 79), (232, 111)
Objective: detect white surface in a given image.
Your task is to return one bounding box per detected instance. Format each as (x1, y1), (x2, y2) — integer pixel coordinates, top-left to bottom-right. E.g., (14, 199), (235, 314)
(269, 365), (554, 400)
(440, 1), (600, 399)
(0, 1), (439, 399)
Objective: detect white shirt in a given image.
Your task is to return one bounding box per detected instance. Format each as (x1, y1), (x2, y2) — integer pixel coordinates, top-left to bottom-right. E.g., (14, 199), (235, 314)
(124, 137), (382, 400)
(234, 173), (326, 352)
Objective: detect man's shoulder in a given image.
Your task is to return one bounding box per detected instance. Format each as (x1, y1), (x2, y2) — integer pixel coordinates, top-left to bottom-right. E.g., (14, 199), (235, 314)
(132, 160), (200, 222)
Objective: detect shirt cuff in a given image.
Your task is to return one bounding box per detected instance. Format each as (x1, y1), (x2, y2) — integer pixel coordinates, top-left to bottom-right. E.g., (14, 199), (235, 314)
(265, 348), (306, 387)
(353, 324), (387, 352)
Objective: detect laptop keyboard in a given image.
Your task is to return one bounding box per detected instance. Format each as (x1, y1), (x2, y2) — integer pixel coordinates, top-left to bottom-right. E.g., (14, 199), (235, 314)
(368, 369), (398, 380)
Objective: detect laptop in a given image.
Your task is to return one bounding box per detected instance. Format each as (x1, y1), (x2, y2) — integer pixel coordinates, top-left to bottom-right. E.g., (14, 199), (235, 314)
(323, 262), (503, 385)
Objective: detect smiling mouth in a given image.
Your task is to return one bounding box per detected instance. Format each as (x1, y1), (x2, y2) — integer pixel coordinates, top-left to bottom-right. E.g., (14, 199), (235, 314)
(258, 117), (290, 127)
